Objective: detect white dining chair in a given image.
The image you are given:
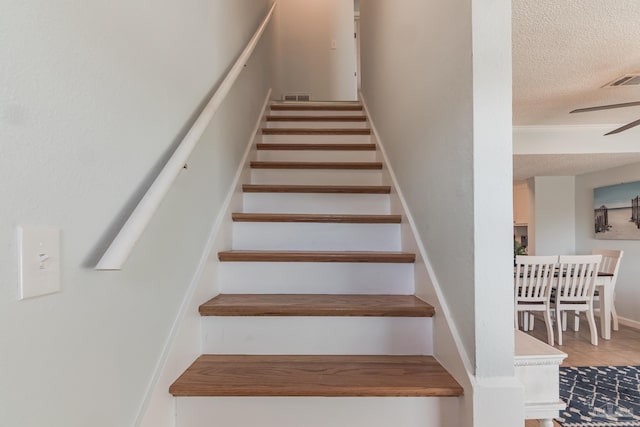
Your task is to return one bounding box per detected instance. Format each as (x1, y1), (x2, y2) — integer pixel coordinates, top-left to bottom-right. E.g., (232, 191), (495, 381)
(554, 254), (602, 346)
(514, 255), (557, 345)
(592, 249), (624, 331)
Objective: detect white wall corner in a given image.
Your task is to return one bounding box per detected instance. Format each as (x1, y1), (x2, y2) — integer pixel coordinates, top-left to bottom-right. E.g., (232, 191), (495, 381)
(135, 89), (272, 427)
(360, 92), (474, 425)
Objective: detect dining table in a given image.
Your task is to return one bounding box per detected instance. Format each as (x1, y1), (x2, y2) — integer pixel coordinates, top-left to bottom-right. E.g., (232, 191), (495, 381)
(516, 270), (615, 340)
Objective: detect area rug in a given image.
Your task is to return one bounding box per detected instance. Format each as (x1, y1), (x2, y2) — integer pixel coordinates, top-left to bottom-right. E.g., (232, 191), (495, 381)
(557, 366), (640, 426)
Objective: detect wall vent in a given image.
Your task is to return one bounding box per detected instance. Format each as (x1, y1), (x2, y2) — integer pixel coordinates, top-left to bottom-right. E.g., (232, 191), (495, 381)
(282, 93), (311, 102)
(603, 74), (640, 88)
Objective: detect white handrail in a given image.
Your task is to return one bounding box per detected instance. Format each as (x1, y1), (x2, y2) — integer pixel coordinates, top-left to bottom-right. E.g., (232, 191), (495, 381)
(96, 2), (277, 270)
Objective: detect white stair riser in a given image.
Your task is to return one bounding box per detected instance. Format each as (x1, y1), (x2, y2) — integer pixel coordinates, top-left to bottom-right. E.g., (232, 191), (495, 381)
(256, 150), (378, 162)
(243, 193), (390, 214)
(267, 121), (368, 129)
(269, 109), (365, 117)
(202, 317), (432, 355)
(250, 169), (382, 186)
(218, 262), (414, 294)
(232, 222), (401, 251)
(177, 397), (460, 427)
(262, 134), (371, 144)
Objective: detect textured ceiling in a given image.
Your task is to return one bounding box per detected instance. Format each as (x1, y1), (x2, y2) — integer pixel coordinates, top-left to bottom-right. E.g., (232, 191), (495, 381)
(513, 0), (640, 126)
(512, 1), (640, 180)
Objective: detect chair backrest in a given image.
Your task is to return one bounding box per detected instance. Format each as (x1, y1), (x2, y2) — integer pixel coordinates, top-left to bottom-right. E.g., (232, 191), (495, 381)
(592, 249), (623, 283)
(514, 255), (558, 303)
(556, 254), (602, 301)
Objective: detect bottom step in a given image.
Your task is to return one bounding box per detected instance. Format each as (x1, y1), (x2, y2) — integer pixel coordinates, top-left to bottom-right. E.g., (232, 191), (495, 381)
(169, 355), (462, 397)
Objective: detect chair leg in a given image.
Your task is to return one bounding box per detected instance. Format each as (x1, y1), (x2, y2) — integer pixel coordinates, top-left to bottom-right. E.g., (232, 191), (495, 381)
(529, 313), (535, 330)
(586, 306), (598, 346)
(522, 311), (529, 331)
(612, 303), (619, 331)
(543, 308), (554, 346)
(556, 307), (563, 346)
(573, 311), (580, 331)
(515, 308), (519, 330)
(561, 311), (567, 331)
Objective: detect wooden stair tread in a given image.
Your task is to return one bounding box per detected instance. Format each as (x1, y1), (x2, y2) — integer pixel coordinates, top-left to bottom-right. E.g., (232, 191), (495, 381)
(250, 161), (382, 170)
(266, 115), (367, 122)
(270, 104), (363, 111)
(263, 128), (370, 135)
(218, 251), (416, 263)
(256, 143), (376, 151)
(169, 355), (462, 397)
(231, 213), (401, 223)
(243, 184), (390, 194)
(199, 294), (435, 317)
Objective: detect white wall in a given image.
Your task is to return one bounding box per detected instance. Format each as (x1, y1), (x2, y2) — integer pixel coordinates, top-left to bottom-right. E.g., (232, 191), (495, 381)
(575, 163), (640, 324)
(533, 176), (576, 255)
(0, 1), (273, 426)
(272, 0), (357, 101)
(359, 0), (522, 425)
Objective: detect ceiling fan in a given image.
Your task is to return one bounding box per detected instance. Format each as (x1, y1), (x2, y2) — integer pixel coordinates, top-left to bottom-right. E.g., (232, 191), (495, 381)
(570, 100), (640, 136)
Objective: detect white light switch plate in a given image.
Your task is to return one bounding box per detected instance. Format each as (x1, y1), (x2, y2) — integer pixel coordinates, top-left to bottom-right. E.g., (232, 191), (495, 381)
(18, 225), (61, 299)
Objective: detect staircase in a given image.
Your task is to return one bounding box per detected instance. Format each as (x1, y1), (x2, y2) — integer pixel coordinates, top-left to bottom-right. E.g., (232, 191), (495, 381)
(169, 102), (463, 427)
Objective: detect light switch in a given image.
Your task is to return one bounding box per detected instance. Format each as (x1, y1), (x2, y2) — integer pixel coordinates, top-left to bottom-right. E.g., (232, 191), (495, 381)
(18, 225), (61, 299)
(331, 39), (337, 49)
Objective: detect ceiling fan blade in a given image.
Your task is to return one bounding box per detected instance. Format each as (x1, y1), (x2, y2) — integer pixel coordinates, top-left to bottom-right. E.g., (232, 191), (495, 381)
(605, 118), (640, 135)
(570, 101), (640, 114)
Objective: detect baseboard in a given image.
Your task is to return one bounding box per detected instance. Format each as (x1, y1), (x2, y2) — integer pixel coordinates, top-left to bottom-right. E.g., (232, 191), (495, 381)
(359, 92), (474, 427)
(592, 309), (640, 330)
(618, 316), (640, 330)
(135, 89), (272, 427)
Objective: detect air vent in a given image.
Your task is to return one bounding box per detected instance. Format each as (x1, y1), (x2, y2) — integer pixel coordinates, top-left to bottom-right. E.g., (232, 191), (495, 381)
(282, 93), (311, 102)
(603, 74), (640, 88)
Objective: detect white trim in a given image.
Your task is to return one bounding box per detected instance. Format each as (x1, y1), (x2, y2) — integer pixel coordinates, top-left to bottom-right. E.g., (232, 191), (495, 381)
(134, 89), (272, 427)
(617, 315), (640, 330)
(513, 124), (640, 155)
(95, 2), (277, 270)
(524, 401), (566, 420)
(359, 92), (475, 380)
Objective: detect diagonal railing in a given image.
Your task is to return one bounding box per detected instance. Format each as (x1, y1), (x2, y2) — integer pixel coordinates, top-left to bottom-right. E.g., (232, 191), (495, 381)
(96, 2), (277, 270)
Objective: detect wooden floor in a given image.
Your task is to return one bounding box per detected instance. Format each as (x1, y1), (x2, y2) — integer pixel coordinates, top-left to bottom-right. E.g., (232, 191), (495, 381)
(523, 317), (640, 427)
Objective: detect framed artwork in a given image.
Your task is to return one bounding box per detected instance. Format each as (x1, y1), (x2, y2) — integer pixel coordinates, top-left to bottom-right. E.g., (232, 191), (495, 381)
(594, 180), (640, 240)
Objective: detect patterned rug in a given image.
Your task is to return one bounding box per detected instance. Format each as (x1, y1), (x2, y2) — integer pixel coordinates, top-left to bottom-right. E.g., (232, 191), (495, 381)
(558, 366), (640, 427)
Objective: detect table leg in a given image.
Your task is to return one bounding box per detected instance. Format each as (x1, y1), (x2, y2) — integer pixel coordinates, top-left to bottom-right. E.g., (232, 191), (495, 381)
(599, 279), (612, 340)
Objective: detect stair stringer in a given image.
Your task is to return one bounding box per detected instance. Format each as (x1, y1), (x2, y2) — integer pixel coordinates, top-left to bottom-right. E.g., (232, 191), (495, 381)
(360, 94), (474, 427)
(135, 89), (272, 427)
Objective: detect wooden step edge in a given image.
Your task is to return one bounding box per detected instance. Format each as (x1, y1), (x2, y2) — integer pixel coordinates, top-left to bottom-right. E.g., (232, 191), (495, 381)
(217, 251), (416, 263)
(242, 185), (391, 194)
(231, 213), (402, 223)
(199, 294), (435, 317)
(169, 355), (464, 397)
(270, 104), (363, 111)
(266, 115), (367, 122)
(256, 143), (376, 151)
(262, 128), (371, 135)
(250, 161), (383, 170)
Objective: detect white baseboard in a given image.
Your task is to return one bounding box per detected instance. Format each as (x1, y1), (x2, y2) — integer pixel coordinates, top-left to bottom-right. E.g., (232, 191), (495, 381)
(593, 309), (640, 330)
(134, 89), (272, 427)
(618, 315), (640, 330)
